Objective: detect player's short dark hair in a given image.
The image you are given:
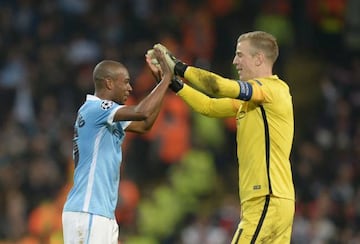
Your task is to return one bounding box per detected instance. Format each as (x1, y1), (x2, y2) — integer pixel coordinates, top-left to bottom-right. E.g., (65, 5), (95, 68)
(93, 60), (126, 83)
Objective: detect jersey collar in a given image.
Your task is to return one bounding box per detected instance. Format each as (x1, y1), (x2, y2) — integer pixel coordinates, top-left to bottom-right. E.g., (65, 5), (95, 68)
(86, 94), (101, 101)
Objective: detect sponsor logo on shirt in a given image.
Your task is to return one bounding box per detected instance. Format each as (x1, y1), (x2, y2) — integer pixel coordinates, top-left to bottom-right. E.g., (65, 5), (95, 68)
(253, 185), (261, 190)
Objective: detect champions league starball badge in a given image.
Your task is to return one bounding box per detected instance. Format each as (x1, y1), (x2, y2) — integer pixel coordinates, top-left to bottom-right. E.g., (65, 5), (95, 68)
(101, 100), (113, 110)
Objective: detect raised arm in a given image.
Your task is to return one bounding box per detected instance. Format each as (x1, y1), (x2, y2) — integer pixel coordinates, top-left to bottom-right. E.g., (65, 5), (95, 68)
(118, 48), (172, 133)
(150, 44), (241, 98)
(177, 83), (241, 118)
(183, 66), (240, 98)
(152, 43), (269, 103)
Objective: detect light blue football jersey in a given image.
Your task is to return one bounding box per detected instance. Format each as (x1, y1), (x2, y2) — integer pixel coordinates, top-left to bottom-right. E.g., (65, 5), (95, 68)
(63, 95), (131, 219)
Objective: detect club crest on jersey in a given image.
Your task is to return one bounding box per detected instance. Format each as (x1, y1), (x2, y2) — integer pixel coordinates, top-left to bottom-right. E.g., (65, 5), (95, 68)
(101, 100), (113, 110)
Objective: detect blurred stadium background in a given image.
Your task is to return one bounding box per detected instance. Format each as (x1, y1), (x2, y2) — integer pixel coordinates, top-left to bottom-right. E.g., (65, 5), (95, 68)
(0, 0), (359, 243)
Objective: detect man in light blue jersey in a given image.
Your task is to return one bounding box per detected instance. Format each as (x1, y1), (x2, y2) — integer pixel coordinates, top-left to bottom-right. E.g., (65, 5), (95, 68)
(62, 48), (171, 243)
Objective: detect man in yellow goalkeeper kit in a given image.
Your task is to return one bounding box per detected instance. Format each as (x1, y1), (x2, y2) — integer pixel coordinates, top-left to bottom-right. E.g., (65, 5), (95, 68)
(151, 31), (295, 243)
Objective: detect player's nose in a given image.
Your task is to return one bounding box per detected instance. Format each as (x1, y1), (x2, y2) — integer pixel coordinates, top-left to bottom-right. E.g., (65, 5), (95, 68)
(232, 56), (237, 65)
(128, 84), (133, 92)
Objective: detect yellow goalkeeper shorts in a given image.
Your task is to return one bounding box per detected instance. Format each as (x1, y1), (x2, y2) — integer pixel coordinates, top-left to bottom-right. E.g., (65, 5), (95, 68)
(231, 195), (294, 244)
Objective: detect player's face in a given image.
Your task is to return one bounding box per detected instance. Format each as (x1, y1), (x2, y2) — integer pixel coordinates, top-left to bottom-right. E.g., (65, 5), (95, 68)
(112, 68), (132, 104)
(233, 40), (258, 81)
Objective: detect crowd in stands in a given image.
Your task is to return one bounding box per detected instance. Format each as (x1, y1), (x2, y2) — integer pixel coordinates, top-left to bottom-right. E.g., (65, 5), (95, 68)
(0, 0), (359, 243)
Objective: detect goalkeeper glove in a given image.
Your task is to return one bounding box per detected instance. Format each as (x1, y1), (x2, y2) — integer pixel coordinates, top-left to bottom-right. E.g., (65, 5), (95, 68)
(146, 49), (160, 67)
(169, 76), (184, 93)
(153, 44), (188, 77)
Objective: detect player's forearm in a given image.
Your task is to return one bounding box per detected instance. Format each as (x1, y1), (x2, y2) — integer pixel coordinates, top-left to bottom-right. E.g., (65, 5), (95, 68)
(177, 84), (238, 118)
(184, 67), (240, 98)
(134, 79), (169, 129)
(177, 84), (211, 116)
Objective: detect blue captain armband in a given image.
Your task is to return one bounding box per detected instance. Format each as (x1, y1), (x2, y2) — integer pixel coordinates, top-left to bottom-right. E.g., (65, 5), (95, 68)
(237, 81), (253, 101)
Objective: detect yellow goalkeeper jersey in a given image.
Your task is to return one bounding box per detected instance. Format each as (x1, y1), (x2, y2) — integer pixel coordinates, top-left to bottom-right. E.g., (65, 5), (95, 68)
(178, 67), (295, 203)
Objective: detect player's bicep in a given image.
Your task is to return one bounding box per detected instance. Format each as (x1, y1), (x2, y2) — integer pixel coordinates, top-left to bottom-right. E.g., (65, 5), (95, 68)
(113, 105), (147, 122)
(237, 80), (271, 103)
(124, 121), (146, 133)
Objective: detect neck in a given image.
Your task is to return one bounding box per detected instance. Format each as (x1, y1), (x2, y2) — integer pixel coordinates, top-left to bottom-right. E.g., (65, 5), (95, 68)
(94, 91), (108, 100)
(256, 66), (273, 78)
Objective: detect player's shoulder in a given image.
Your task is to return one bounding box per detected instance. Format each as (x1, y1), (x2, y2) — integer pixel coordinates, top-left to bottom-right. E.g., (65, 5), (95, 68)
(84, 98), (119, 112)
(251, 75), (277, 83)
(252, 76), (289, 89)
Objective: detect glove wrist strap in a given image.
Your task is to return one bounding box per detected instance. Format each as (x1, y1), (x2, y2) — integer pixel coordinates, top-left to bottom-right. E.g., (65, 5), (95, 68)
(169, 77), (184, 93)
(174, 62), (188, 77)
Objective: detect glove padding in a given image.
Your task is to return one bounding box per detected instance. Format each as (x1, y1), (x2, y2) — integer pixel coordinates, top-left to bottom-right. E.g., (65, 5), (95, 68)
(146, 49), (161, 68)
(152, 44), (188, 77)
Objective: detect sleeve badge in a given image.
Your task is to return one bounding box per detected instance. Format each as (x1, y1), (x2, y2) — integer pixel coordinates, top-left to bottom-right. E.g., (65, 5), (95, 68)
(101, 100), (113, 110)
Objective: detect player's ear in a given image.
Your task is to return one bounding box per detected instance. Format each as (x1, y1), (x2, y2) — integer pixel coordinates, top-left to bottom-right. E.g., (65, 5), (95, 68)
(255, 52), (264, 66)
(104, 78), (113, 90)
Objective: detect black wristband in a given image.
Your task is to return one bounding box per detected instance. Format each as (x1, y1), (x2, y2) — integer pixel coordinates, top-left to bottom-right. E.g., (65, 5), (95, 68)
(169, 76), (184, 93)
(174, 62), (188, 77)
